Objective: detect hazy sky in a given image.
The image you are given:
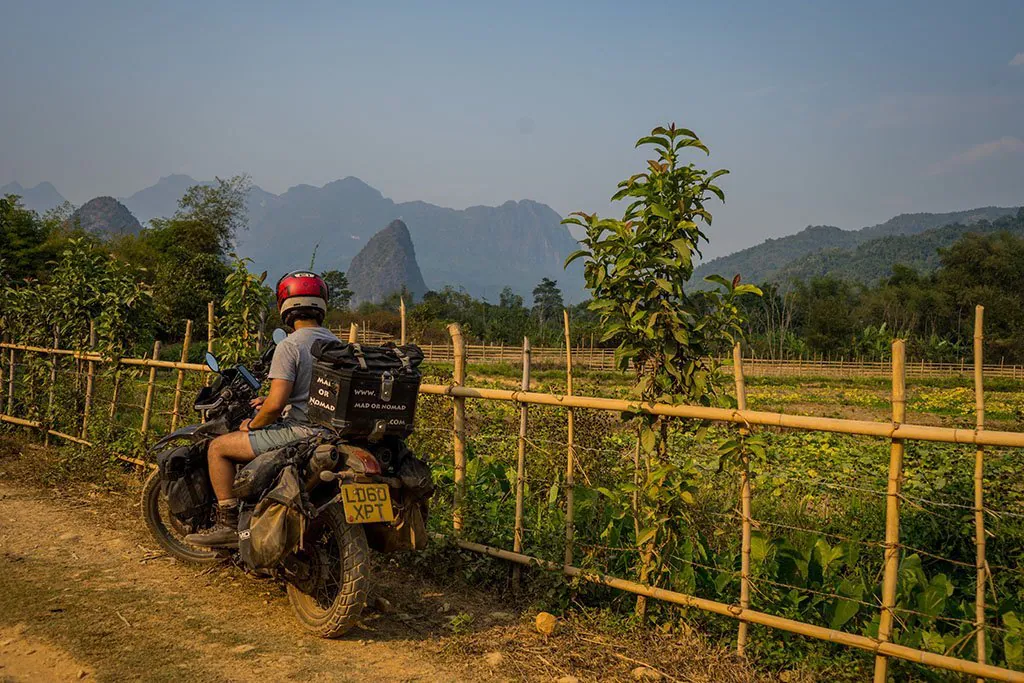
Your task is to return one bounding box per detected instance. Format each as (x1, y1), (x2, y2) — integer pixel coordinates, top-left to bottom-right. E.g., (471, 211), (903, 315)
(2, 0), (1023, 259)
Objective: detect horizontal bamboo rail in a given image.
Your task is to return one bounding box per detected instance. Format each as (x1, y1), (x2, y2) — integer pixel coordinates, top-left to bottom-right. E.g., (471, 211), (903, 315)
(6, 341), (1024, 379)
(0, 343), (210, 372)
(418, 384), (1024, 448)
(438, 535), (1024, 683)
(0, 414), (92, 446)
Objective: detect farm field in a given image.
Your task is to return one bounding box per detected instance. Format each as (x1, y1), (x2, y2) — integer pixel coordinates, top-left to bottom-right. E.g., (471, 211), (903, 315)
(408, 363), (1024, 680)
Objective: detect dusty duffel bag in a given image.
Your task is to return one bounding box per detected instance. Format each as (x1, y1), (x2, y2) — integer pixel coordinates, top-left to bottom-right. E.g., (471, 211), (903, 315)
(306, 341), (423, 439)
(155, 444), (213, 527)
(240, 465), (307, 570)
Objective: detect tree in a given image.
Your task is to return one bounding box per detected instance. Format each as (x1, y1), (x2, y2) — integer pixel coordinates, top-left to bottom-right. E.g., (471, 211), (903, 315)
(564, 123), (761, 611)
(0, 195), (53, 281)
(110, 175), (251, 332)
(321, 270), (353, 311)
(531, 278), (563, 328)
(487, 287), (530, 344)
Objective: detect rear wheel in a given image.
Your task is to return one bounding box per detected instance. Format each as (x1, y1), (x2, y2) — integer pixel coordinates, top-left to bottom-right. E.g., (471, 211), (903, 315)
(286, 504), (370, 638)
(141, 469), (221, 566)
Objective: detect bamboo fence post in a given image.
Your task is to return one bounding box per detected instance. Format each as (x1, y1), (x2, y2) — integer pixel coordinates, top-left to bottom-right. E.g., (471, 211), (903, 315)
(633, 425), (647, 617)
(140, 341), (161, 438)
(205, 301), (215, 387)
(0, 337), (5, 411)
(44, 328), (59, 447)
(512, 336), (532, 591)
(874, 339), (907, 683)
(81, 322), (97, 439)
(563, 309), (576, 567)
(108, 368), (121, 419)
(449, 323), (467, 534)
(5, 348), (15, 415)
(348, 323), (358, 344)
(973, 305), (988, 680)
(171, 320), (193, 431)
(734, 343), (753, 656)
(400, 298), (407, 345)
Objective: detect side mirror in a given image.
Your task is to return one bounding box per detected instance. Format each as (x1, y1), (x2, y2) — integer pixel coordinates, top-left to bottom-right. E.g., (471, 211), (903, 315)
(272, 328), (288, 345)
(205, 352), (221, 374)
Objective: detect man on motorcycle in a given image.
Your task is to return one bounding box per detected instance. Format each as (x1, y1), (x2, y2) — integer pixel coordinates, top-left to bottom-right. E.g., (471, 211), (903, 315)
(186, 270), (340, 548)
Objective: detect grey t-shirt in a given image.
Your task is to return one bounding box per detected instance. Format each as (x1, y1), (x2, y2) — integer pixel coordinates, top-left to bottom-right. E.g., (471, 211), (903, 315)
(268, 326), (340, 422)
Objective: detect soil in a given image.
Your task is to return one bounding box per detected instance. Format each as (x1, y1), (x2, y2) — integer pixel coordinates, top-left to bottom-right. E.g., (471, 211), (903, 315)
(0, 437), (777, 682)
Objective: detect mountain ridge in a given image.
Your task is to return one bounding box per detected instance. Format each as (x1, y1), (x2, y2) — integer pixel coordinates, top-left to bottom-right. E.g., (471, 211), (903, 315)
(1, 181), (67, 215)
(69, 197), (143, 237)
(346, 220), (428, 306)
(693, 206), (1020, 286)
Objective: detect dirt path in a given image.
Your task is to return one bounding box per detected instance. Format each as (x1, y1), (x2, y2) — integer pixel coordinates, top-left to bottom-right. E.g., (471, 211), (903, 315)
(0, 483), (486, 682)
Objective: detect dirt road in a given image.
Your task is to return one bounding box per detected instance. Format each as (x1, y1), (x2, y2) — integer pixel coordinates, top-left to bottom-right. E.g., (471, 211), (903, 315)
(0, 482), (488, 682)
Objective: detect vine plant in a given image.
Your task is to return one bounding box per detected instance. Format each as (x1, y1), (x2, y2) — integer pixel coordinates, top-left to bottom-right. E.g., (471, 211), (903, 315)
(564, 124), (764, 614)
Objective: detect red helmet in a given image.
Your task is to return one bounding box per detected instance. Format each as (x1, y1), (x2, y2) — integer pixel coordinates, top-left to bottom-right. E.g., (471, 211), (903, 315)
(276, 270), (329, 324)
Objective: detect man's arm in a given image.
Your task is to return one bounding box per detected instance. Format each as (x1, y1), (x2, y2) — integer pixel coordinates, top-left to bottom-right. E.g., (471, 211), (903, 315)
(243, 378), (293, 431)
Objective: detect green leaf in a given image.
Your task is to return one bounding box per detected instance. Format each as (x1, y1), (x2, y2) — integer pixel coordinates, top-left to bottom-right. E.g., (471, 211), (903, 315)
(703, 274), (732, 290)
(650, 203), (671, 220)
(829, 579), (863, 630)
(636, 526), (657, 546)
(564, 249), (589, 268)
(635, 135), (671, 150)
(640, 426), (656, 453)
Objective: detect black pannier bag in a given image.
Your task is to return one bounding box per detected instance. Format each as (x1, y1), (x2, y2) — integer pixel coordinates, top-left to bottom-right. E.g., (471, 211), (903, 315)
(307, 341), (423, 440)
(155, 444), (213, 527)
(232, 447), (290, 502)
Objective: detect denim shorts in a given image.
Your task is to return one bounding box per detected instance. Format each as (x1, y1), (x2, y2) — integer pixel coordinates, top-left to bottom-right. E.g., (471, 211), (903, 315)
(248, 420), (324, 455)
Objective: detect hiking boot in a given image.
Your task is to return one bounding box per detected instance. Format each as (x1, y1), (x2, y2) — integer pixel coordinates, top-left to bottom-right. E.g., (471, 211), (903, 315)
(184, 504), (240, 548)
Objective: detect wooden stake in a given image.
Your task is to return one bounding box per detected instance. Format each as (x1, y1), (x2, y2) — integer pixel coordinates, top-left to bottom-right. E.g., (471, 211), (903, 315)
(973, 305), (988, 681)
(205, 301), (215, 387)
(171, 320), (193, 431)
(108, 370), (121, 419)
(44, 328), (59, 446)
(400, 297), (407, 345)
(81, 321), (97, 439)
(563, 309), (575, 567)
(348, 323), (358, 344)
(512, 336), (531, 591)
(449, 323), (467, 533)
(5, 348), (14, 415)
(140, 341), (161, 437)
(633, 423), (647, 618)
(734, 343), (753, 656)
(874, 339), (907, 682)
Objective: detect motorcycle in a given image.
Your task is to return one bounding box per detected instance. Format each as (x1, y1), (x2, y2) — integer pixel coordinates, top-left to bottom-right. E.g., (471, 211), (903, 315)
(141, 329), (433, 637)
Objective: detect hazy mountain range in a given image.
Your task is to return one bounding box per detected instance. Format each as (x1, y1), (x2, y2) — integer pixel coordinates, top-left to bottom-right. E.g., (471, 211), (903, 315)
(4, 174), (584, 302)
(0, 181), (67, 215)
(7, 173), (1020, 298)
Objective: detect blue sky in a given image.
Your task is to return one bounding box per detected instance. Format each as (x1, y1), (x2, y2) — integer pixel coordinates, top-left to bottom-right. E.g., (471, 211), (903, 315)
(2, 0), (1022, 259)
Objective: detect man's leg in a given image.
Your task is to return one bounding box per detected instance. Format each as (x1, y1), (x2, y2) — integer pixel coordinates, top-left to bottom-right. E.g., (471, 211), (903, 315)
(207, 431), (256, 501)
(184, 431), (257, 549)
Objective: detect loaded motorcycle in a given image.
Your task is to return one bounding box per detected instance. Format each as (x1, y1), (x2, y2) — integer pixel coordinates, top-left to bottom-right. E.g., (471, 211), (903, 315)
(142, 329), (433, 637)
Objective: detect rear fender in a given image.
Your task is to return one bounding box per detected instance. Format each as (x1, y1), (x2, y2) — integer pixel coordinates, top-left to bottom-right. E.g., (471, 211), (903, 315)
(338, 444), (381, 475)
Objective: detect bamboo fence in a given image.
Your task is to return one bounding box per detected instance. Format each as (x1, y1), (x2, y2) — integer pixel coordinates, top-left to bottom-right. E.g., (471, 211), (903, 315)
(1, 307), (1023, 681)
(344, 330), (1024, 378)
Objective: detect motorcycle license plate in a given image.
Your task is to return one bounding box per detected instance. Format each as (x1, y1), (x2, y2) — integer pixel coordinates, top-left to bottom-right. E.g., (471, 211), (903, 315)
(340, 483), (395, 524)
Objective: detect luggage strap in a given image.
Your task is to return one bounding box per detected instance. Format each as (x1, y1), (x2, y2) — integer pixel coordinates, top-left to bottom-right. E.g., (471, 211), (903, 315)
(392, 347), (412, 370)
(351, 344), (368, 371)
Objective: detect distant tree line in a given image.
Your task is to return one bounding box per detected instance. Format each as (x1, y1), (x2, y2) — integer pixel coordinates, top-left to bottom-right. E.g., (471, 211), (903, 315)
(5, 185), (1023, 362)
(740, 209), (1024, 363)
